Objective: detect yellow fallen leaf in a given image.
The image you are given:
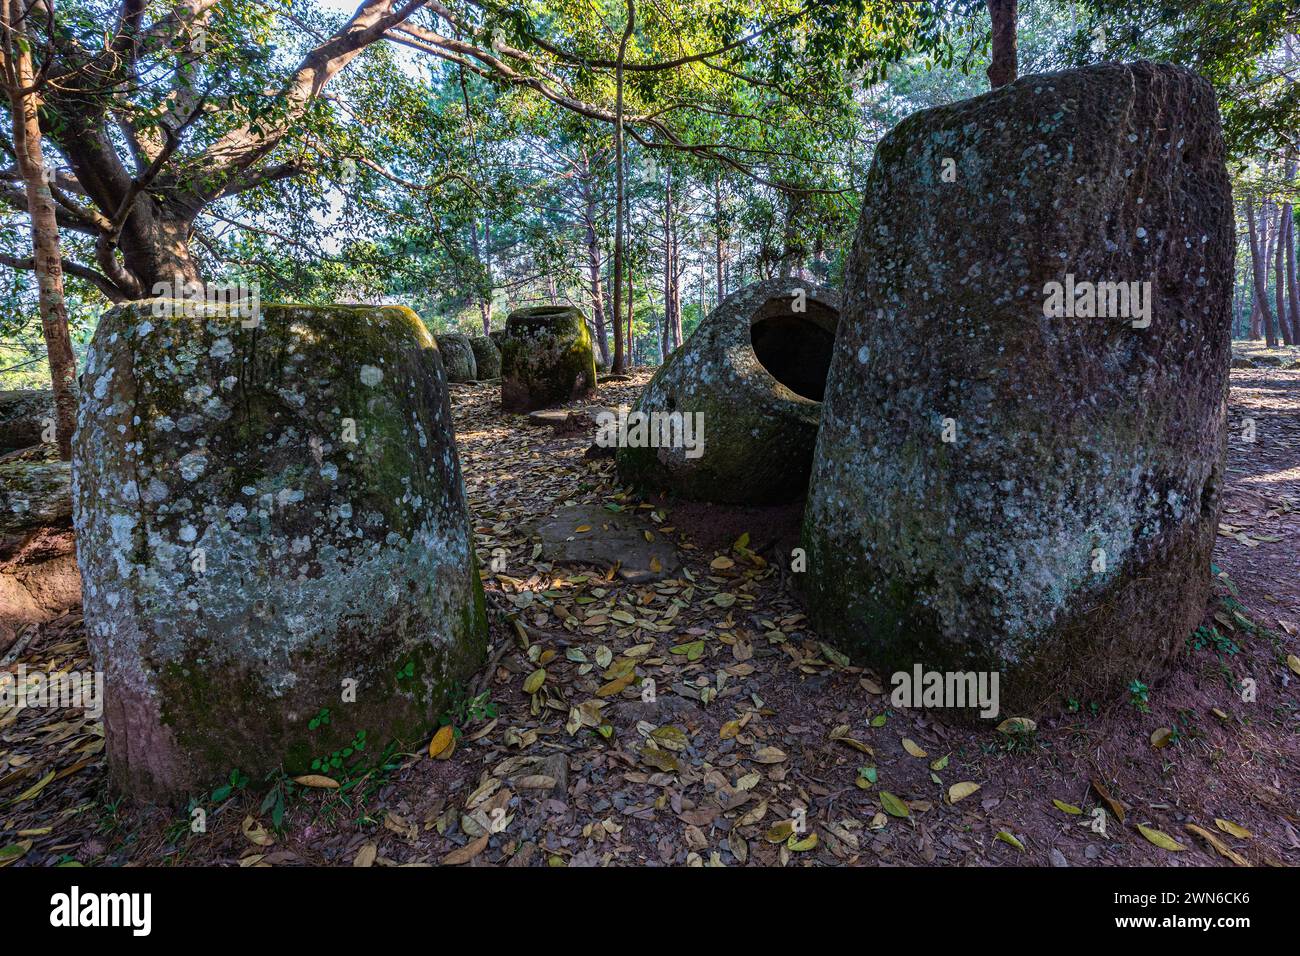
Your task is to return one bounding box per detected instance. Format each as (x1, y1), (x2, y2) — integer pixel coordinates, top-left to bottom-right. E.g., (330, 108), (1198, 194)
(241, 815), (275, 847)
(11, 770), (54, 804)
(353, 842), (378, 867)
(842, 738), (875, 756)
(523, 668), (546, 694)
(443, 833), (489, 865)
(1137, 824), (1185, 852)
(292, 774), (340, 789)
(948, 781), (980, 804)
(1150, 727), (1173, 748)
(710, 555), (735, 570)
(1052, 799), (1083, 815)
(997, 717), (1036, 735)
(1091, 777), (1126, 823)
(640, 746), (679, 773)
(574, 524), (592, 533)
(735, 799), (767, 826)
(1214, 818), (1252, 839)
(879, 791), (909, 818)
(902, 738), (927, 758)
(514, 775), (557, 790)
(596, 672), (636, 697)
(995, 830), (1024, 851)
(764, 820), (794, 843)
(720, 720), (741, 739)
(751, 746), (786, 764)
(428, 724), (455, 758)
(0, 840), (32, 866)
(787, 832), (819, 852)
(1186, 824), (1250, 866)
(1287, 654), (1300, 677)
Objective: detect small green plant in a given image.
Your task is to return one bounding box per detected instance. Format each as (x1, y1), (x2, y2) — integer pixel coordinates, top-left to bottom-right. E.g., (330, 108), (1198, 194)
(309, 728), (367, 775)
(259, 771), (298, 830)
(438, 683), (497, 738)
(96, 795), (128, 836)
(210, 768), (248, 802)
(307, 707), (331, 731)
(1188, 624), (1239, 657)
(396, 660), (416, 681)
(1170, 708), (1202, 745)
(1128, 679), (1151, 713)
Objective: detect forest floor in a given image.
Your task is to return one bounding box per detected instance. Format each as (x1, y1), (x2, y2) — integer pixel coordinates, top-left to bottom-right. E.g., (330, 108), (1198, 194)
(2, 366), (1298, 868)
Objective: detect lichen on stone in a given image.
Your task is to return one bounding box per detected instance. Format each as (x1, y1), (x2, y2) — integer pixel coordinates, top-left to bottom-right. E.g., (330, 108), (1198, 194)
(73, 299), (487, 800)
(800, 62), (1234, 716)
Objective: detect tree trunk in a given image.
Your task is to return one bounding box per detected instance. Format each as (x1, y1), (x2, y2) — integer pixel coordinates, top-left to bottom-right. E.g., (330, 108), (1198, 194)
(663, 164), (674, 359)
(1278, 199), (1293, 346)
(986, 0), (1018, 89)
(609, 0), (634, 375)
(481, 215), (493, 333)
(1279, 156), (1298, 344)
(778, 192), (803, 279)
(714, 174), (725, 302)
(1246, 196), (1278, 348)
(626, 236), (635, 363)
(3, 0), (77, 459)
(581, 169), (611, 366)
(1286, 206), (1300, 347)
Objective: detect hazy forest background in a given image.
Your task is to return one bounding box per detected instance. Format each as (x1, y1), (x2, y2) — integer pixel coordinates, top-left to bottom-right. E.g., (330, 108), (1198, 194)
(1, 0), (1298, 394)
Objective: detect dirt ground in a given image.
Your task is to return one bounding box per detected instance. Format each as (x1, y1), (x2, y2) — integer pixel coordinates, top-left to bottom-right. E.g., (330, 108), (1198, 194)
(1, 364), (1297, 868)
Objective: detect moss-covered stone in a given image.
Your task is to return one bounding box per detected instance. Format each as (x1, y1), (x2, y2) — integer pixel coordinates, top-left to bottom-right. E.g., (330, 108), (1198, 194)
(500, 306), (597, 411)
(73, 299), (488, 801)
(617, 279), (840, 504)
(469, 335), (501, 379)
(0, 389), (55, 453)
(801, 62), (1234, 717)
(0, 450), (79, 652)
(0, 454), (71, 548)
(435, 333), (477, 383)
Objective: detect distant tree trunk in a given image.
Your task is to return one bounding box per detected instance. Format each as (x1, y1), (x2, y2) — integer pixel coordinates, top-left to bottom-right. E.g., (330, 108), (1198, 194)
(1280, 156), (1298, 344)
(1287, 206), (1300, 347)
(663, 164), (674, 358)
(986, 0), (1018, 89)
(2, 0), (77, 460)
(467, 217), (491, 333)
(1278, 200), (1293, 346)
(714, 174), (725, 302)
(609, 0), (634, 375)
(481, 216), (493, 333)
(670, 243), (684, 349)
(626, 242), (634, 362)
(1246, 196), (1278, 347)
(459, 66), (492, 333)
(581, 166), (611, 366)
(778, 192), (803, 279)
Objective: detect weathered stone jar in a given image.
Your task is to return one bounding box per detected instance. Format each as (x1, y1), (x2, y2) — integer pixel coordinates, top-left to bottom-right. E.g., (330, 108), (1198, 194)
(500, 305), (597, 411)
(73, 300), (487, 800)
(469, 334), (501, 379)
(801, 62), (1234, 714)
(435, 333), (477, 383)
(617, 278), (840, 504)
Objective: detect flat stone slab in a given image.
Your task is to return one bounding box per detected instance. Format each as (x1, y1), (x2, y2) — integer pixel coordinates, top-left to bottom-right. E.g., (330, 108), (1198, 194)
(533, 503), (681, 583)
(526, 406), (616, 433)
